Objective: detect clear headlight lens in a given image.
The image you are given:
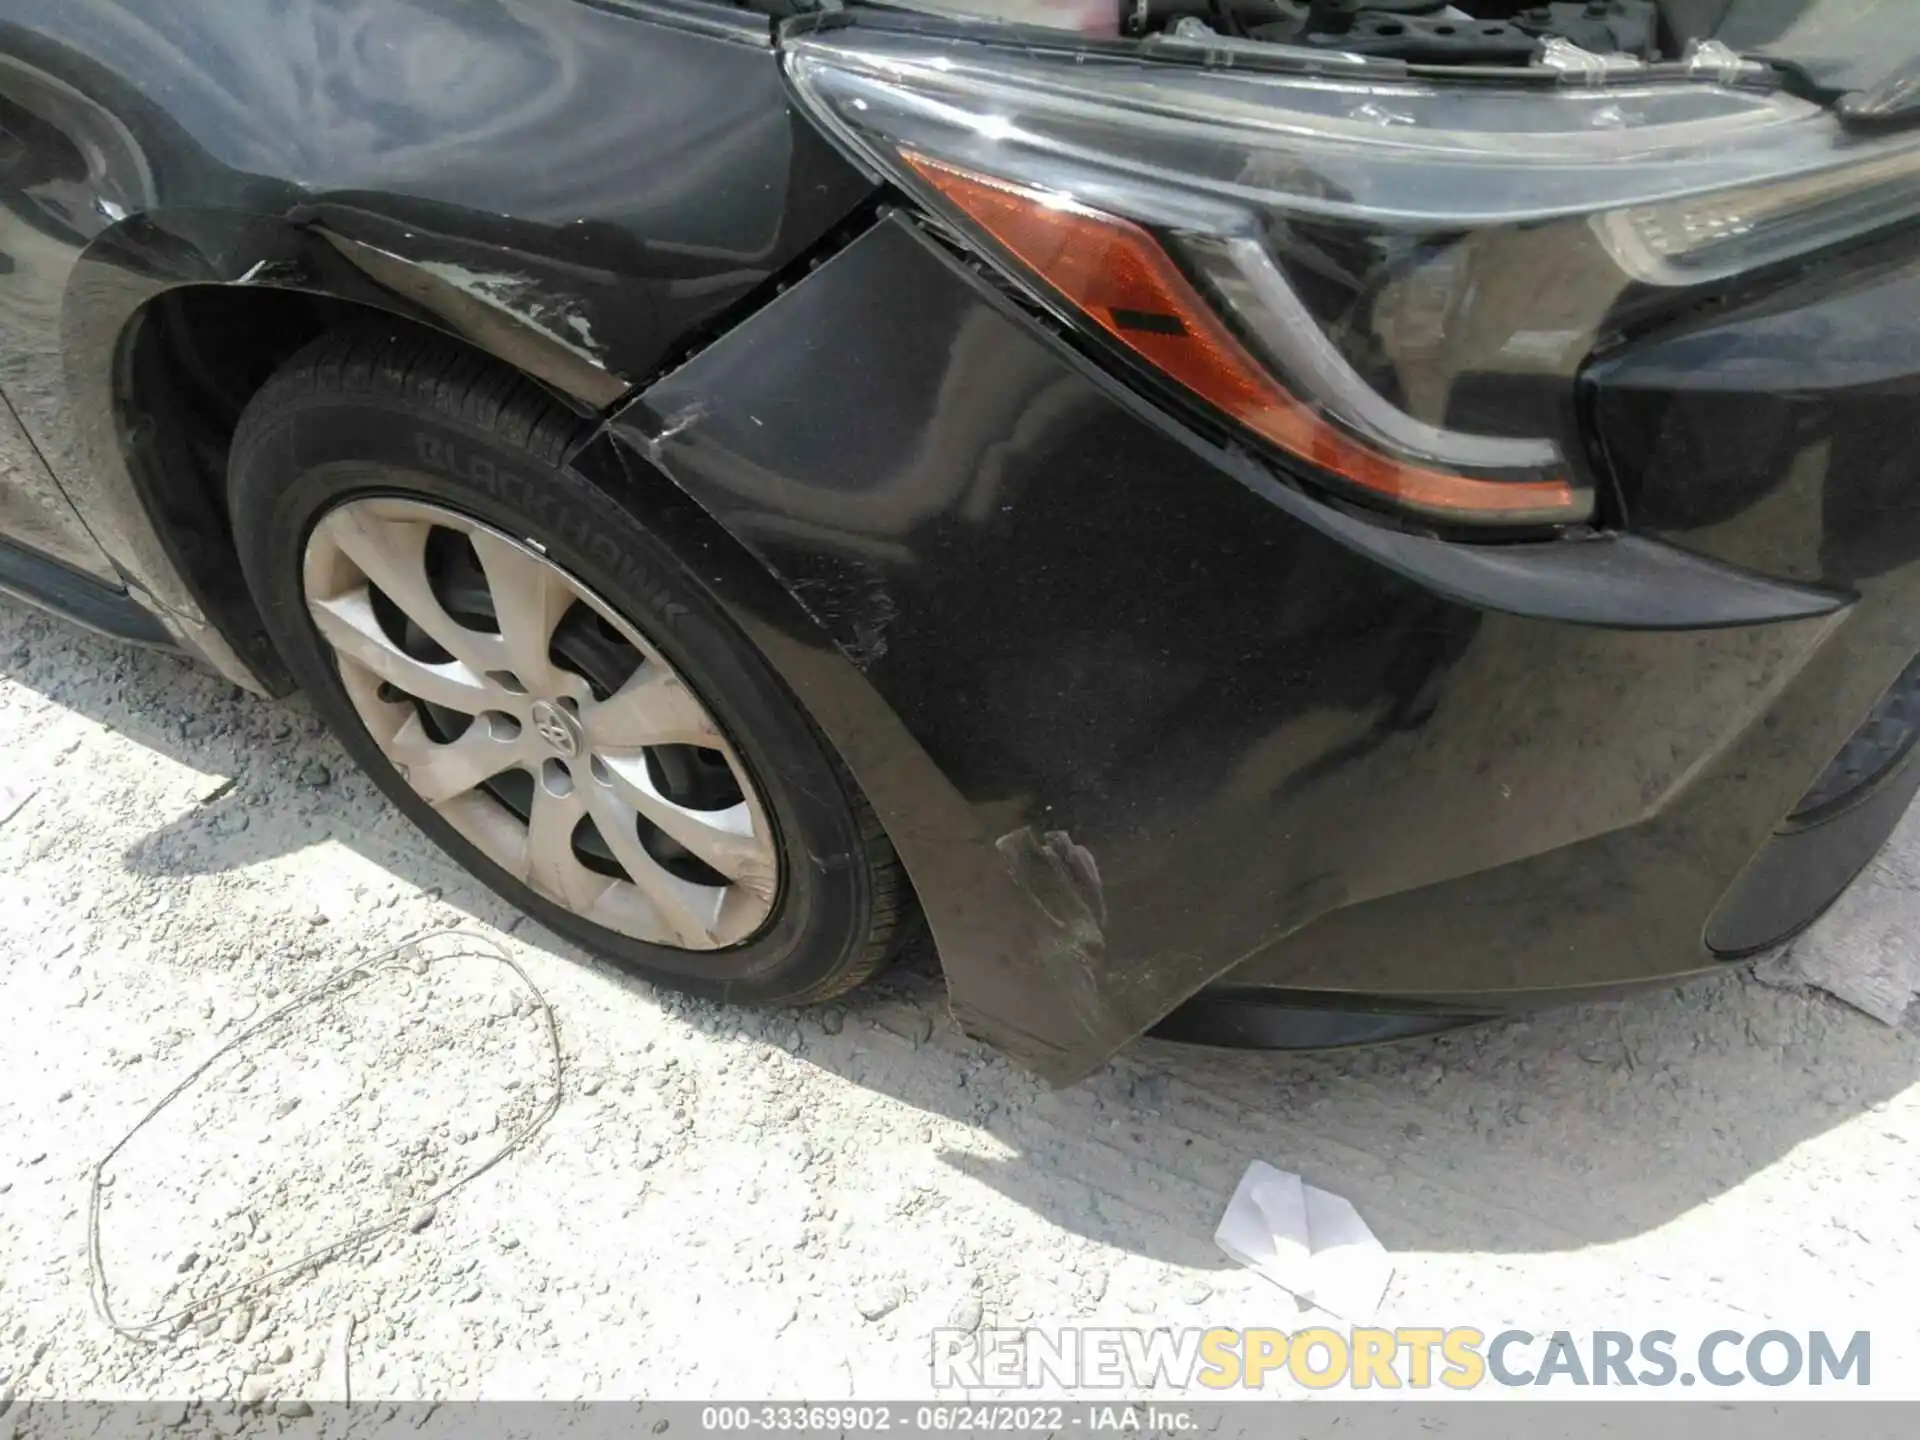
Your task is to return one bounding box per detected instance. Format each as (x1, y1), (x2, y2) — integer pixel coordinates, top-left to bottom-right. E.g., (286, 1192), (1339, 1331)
(785, 29), (1920, 527)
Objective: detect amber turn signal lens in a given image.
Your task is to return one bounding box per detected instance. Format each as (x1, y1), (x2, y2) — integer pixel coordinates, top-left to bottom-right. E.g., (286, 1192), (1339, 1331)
(906, 154), (1581, 524)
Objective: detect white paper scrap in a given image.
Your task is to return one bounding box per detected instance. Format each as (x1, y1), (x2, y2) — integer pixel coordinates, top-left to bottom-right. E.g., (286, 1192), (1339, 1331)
(1214, 1160), (1393, 1321)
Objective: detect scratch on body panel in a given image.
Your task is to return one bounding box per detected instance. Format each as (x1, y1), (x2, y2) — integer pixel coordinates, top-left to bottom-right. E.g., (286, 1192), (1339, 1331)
(639, 402), (709, 466)
(996, 826), (1108, 1038)
(415, 262), (609, 367)
(312, 230), (628, 409)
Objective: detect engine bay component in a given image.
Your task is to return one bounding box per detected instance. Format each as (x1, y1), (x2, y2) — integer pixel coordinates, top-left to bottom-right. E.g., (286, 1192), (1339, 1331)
(852, 1), (1920, 124)
(1126, 0), (1661, 64)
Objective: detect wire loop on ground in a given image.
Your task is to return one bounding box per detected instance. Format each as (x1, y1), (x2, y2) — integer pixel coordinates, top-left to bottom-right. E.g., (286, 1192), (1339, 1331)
(86, 928), (563, 1342)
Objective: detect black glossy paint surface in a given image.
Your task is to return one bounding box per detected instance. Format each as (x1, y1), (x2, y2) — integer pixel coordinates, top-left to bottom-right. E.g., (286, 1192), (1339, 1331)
(0, 0), (874, 646)
(1591, 238), (1920, 595)
(4, 3), (1920, 1077)
(624, 216), (1920, 1077)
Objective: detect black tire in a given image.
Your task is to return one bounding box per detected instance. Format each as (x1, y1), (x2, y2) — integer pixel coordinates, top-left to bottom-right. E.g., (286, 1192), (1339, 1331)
(228, 328), (909, 1005)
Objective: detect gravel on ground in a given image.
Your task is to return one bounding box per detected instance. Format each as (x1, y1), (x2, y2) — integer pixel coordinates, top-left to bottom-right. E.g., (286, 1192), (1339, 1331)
(3, 595), (1919, 1405)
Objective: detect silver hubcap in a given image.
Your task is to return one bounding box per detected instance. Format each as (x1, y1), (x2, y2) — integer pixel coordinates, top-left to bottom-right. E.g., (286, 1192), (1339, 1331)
(302, 496), (779, 950)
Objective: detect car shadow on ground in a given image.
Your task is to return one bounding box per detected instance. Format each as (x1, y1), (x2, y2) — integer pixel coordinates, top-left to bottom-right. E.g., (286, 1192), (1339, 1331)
(7, 594), (1919, 1275)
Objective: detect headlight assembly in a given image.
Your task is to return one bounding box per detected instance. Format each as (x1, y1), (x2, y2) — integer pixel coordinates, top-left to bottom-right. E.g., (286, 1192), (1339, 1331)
(786, 28), (1920, 526)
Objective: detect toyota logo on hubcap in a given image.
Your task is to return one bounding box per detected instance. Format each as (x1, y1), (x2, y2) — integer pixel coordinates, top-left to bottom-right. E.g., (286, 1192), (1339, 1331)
(529, 699), (579, 757)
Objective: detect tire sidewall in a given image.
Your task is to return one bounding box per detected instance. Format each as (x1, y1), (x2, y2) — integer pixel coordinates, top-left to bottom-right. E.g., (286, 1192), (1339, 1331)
(230, 389), (872, 1003)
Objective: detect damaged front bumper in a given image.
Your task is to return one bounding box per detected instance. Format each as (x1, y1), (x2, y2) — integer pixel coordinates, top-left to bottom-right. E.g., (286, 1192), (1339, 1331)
(602, 212), (1920, 1083)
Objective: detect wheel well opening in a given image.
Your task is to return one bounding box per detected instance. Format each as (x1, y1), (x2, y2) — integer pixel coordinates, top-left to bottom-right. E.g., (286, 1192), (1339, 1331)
(115, 286), (585, 695)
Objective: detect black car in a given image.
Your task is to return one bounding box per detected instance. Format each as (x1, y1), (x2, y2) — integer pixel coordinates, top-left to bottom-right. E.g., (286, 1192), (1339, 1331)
(3, 0), (1918, 1082)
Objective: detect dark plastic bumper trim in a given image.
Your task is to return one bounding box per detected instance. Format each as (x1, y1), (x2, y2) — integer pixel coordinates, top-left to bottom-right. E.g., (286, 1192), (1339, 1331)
(1149, 989), (1487, 1050)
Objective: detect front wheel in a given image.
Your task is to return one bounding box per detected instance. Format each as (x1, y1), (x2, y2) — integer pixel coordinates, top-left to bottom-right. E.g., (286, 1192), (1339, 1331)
(228, 329), (910, 1004)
